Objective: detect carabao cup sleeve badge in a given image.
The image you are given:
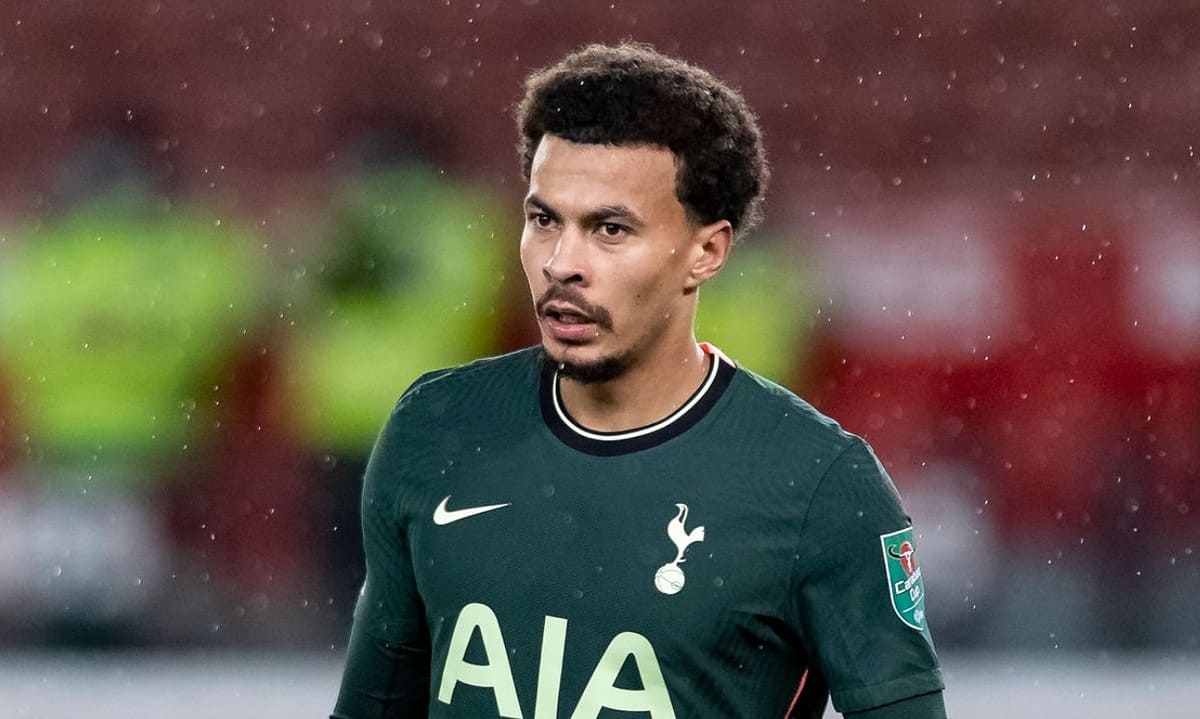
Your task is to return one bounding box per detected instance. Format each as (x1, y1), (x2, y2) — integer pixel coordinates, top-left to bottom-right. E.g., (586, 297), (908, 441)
(880, 527), (927, 631)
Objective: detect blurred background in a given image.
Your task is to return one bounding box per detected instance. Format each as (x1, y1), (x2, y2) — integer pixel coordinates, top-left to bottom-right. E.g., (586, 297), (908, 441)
(0, 0), (1197, 716)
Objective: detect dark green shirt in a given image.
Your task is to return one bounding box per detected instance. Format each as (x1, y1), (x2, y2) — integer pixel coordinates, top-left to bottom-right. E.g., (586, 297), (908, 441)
(332, 345), (944, 718)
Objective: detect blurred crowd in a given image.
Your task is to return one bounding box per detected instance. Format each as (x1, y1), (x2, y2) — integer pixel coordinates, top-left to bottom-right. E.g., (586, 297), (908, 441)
(805, 200), (1200, 648)
(0, 1), (1197, 653)
(0, 168), (515, 646)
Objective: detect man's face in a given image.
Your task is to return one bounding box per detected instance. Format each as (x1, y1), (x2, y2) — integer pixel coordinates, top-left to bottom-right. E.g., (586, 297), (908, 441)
(520, 135), (702, 383)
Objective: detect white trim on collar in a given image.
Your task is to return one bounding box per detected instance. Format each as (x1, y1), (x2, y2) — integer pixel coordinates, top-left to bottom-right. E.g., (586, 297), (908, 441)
(552, 345), (722, 442)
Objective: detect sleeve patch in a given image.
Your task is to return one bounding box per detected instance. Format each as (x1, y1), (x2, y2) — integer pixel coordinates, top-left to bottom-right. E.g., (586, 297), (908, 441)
(879, 527), (927, 631)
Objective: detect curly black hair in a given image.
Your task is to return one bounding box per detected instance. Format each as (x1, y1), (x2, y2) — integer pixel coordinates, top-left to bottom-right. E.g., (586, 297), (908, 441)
(516, 43), (769, 239)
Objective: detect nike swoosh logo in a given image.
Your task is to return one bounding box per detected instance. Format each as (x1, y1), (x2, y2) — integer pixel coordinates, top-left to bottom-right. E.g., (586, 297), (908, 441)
(433, 495), (511, 526)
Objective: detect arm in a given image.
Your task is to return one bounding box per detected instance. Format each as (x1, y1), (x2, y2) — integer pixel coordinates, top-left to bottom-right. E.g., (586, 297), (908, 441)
(332, 620), (430, 719)
(331, 401), (432, 719)
(791, 439), (945, 717)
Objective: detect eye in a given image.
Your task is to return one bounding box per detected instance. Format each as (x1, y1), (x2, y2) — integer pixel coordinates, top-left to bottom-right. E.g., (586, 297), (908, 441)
(598, 223), (627, 238)
(528, 212), (556, 229)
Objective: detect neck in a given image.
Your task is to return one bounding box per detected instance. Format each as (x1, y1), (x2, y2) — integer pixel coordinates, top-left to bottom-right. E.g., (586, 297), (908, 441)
(557, 338), (710, 432)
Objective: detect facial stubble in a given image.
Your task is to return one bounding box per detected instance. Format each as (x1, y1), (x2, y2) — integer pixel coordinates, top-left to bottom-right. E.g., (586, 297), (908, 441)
(535, 284), (628, 384)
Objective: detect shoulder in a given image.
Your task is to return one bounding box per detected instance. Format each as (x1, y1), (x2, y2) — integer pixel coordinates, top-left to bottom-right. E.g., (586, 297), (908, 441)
(365, 347), (544, 495)
(723, 365), (903, 512)
(391, 346), (544, 420)
(725, 365), (859, 456)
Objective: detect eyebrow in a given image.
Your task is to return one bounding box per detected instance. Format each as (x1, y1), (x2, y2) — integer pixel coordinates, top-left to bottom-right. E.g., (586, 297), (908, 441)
(525, 194), (646, 229)
(524, 195), (559, 219)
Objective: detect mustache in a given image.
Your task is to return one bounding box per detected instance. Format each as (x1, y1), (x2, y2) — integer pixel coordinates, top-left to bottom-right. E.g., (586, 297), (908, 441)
(535, 285), (614, 331)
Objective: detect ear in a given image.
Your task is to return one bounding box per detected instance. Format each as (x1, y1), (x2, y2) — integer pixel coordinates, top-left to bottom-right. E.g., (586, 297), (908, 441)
(683, 220), (733, 292)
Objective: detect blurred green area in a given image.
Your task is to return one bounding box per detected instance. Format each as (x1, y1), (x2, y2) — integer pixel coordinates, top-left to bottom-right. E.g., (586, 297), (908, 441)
(695, 243), (812, 385)
(0, 186), (266, 484)
(0, 167), (807, 482)
(285, 166), (511, 453)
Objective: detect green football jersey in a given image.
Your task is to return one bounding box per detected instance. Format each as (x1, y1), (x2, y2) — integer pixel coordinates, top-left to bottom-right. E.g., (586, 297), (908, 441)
(332, 345), (943, 718)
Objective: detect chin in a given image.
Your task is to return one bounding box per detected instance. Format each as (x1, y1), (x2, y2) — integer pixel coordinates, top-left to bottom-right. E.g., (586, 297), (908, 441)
(541, 341), (629, 384)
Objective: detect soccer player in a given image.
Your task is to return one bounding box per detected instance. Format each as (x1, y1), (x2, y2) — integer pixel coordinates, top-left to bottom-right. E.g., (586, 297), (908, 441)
(331, 43), (945, 718)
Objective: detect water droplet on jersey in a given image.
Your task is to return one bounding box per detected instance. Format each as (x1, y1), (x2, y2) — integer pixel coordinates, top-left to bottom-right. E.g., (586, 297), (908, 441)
(713, 576), (724, 588)
(541, 484), (556, 497)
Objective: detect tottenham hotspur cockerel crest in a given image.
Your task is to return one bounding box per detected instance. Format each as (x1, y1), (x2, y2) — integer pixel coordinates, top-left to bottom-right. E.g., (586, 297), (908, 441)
(654, 503), (706, 595)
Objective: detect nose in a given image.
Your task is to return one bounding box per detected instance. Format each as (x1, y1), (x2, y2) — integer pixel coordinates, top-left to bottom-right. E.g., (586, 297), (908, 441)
(542, 229), (588, 286)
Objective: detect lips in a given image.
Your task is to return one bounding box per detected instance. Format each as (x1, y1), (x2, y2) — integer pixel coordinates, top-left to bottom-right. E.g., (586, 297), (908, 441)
(534, 286), (613, 343)
(543, 303), (594, 324)
(541, 302), (598, 342)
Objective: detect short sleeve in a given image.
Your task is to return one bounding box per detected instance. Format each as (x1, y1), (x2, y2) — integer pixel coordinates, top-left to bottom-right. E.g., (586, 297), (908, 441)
(332, 392), (433, 718)
(790, 439), (944, 714)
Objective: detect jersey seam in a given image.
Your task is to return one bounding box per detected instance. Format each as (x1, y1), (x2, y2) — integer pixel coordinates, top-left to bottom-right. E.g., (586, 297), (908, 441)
(784, 436), (861, 631)
(837, 667), (943, 693)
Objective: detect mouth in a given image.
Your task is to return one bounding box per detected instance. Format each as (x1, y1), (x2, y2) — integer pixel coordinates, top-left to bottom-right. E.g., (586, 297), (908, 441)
(534, 285), (613, 345)
(541, 303), (600, 342)
(543, 303), (594, 325)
